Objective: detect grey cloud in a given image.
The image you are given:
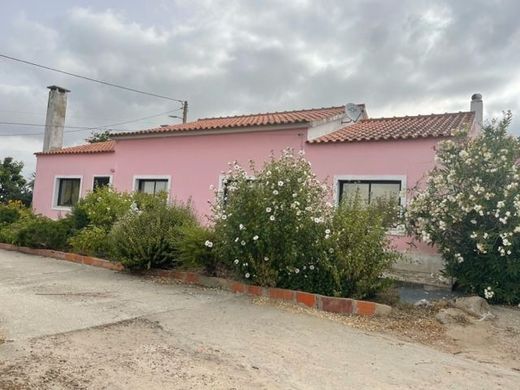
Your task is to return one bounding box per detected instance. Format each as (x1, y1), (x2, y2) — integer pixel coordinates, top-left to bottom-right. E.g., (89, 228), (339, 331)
(0, 0), (519, 175)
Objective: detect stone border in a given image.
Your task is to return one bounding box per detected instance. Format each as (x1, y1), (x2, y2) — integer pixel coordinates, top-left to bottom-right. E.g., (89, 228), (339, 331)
(0, 243), (123, 271)
(0, 243), (391, 317)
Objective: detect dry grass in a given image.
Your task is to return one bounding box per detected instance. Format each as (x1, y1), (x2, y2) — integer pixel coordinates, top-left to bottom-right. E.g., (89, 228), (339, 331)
(252, 297), (449, 348)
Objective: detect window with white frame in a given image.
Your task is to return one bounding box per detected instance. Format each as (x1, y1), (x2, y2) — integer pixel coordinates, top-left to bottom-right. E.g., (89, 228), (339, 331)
(136, 178), (169, 196)
(338, 179), (402, 205)
(55, 178), (81, 207)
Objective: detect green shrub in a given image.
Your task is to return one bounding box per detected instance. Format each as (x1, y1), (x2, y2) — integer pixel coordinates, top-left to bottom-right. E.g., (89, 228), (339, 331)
(14, 215), (73, 251)
(0, 200), (26, 225)
(407, 112), (520, 304)
(213, 149), (340, 295)
(332, 194), (400, 299)
(109, 199), (197, 270)
(175, 224), (218, 275)
(70, 187), (133, 230)
(68, 225), (111, 257)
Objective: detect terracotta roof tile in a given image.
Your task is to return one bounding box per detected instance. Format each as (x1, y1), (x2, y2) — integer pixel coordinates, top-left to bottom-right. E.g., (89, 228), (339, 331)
(112, 106), (349, 137)
(309, 111), (475, 143)
(36, 140), (115, 155)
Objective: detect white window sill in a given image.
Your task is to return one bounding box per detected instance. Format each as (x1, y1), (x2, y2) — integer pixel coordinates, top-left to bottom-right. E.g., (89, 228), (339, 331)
(52, 206), (73, 212)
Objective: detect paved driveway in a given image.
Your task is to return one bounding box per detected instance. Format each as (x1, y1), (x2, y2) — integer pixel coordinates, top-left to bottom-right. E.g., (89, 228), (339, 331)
(0, 249), (518, 389)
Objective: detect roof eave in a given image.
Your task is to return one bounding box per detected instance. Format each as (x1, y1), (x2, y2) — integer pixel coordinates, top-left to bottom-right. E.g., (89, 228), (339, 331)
(111, 122), (309, 140)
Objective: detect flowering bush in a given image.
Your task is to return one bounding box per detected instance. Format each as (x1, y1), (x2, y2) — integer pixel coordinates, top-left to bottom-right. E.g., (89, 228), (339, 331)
(213, 150), (341, 295)
(70, 186), (133, 231)
(332, 194), (400, 299)
(407, 112), (520, 304)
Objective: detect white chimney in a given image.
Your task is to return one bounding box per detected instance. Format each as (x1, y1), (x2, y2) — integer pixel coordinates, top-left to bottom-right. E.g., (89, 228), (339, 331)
(470, 93), (483, 127)
(43, 85), (69, 152)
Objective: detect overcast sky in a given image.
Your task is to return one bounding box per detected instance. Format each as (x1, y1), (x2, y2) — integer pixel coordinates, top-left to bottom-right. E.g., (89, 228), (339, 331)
(1, 0), (519, 175)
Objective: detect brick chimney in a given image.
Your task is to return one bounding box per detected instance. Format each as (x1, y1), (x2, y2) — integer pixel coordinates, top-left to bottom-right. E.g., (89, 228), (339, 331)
(43, 85), (70, 152)
(470, 93), (483, 127)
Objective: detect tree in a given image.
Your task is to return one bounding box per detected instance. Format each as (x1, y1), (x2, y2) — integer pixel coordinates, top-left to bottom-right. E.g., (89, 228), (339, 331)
(86, 130), (112, 143)
(0, 157), (32, 205)
(407, 112), (520, 304)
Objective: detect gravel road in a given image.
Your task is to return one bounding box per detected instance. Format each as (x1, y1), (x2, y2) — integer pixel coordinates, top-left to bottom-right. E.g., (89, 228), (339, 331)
(1, 249), (518, 389)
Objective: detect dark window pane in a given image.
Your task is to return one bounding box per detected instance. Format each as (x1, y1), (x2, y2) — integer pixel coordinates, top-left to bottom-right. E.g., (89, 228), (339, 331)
(93, 176), (110, 190)
(339, 180), (401, 205)
(137, 179), (168, 195)
(371, 182), (401, 203)
(57, 178), (81, 207)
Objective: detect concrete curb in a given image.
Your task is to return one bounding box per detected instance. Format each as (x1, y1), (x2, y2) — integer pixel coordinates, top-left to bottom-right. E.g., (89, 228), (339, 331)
(0, 243), (391, 317)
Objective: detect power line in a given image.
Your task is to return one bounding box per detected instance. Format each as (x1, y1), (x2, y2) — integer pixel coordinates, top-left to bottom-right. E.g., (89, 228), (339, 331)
(0, 107), (183, 137)
(0, 53), (186, 104)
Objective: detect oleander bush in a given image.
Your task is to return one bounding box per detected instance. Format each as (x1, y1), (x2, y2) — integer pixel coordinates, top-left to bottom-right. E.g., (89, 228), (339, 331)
(407, 112), (520, 304)
(332, 194), (400, 299)
(70, 186), (133, 231)
(212, 149), (397, 298)
(68, 187), (134, 257)
(109, 199), (197, 270)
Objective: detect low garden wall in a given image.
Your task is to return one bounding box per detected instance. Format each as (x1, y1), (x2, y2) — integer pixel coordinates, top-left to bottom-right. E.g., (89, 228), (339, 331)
(0, 242), (391, 317)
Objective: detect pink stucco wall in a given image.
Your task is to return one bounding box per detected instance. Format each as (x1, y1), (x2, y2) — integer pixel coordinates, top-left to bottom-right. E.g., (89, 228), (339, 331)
(33, 129), (441, 259)
(306, 137), (440, 257)
(34, 128), (306, 220)
(33, 152), (116, 219)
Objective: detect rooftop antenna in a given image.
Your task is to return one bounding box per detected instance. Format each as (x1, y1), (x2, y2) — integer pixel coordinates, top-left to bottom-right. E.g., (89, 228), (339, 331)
(342, 103), (363, 123)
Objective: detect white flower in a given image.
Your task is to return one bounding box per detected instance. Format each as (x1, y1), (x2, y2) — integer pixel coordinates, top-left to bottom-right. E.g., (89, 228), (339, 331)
(221, 214), (227, 220)
(264, 256), (269, 261)
(470, 232), (477, 239)
(253, 235), (259, 241)
(484, 287), (495, 300)
(270, 215), (275, 221)
(239, 224), (245, 230)
(292, 193), (297, 198)
(273, 190), (279, 195)
(459, 150), (469, 159)
(266, 207), (272, 213)
(234, 259), (239, 265)
(278, 181), (284, 186)
(204, 240), (213, 248)
(476, 243), (486, 253)
(325, 229), (331, 234)
(241, 240), (246, 246)
(235, 237), (239, 242)
(329, 248), (334, 253)
(245, 273), (250, 279)
(294, 268), (300, 274)
(309, 265), (315, 270)
(455, 253), (464, 263)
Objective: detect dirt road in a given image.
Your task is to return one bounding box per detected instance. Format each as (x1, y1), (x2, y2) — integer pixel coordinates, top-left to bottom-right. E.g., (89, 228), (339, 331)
(1, 249), (518, 389)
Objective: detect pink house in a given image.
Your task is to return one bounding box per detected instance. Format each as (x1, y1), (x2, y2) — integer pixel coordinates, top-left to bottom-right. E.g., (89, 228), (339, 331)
(32, 91), (483, 275)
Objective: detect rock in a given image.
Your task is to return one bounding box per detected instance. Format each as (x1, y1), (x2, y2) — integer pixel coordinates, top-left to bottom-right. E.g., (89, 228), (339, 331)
(414, 299), (433, 308)
(435, 308), (471, 324)
(452, 296), (495, 319)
